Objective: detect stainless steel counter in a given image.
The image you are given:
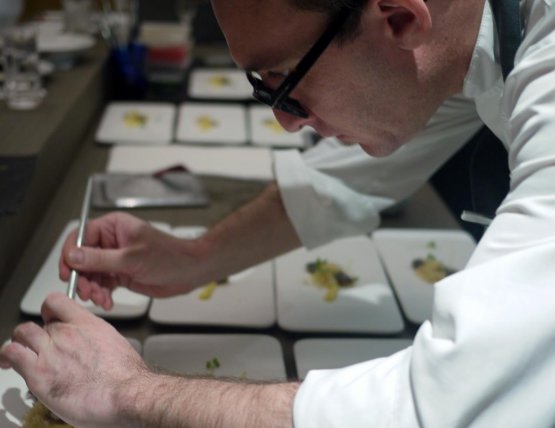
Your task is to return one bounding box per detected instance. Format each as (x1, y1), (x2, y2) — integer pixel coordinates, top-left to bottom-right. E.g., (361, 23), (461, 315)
(0, 42), (110, 287)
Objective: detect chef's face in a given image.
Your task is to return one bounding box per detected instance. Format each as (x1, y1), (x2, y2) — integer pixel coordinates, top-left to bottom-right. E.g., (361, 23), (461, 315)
(212, 0), (445, 157)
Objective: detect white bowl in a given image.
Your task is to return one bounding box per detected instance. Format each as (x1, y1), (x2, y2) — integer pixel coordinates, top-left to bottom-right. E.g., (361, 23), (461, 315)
(38, 33), (95, 68)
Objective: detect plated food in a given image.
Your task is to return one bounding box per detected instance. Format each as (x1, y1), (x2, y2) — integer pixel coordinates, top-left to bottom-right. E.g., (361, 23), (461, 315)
(411, 241), (457, 284)
(198, 279), (228, 300)
(122, 110), (148, 128)
(195, 115), (219, 132)
(373, 229), (476, 324)
(276, 236), (404, 333)
(205, 357), (221, 376)
(23, 401), (71, 428)
(0, 339), (141, 427)
(248, 105), (307, 147)
(149, 261), (275, 327)
(176, 103), (247, 145)
(262, 117), (285, 134)
(95, 102), (176, 145)
(188, 68), (252, 100)
(208, 75), (232, 87)
(305, 259), (357, 302)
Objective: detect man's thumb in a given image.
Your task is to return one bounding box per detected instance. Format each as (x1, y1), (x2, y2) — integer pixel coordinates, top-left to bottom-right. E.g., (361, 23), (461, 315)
(66, 247), (126, 274)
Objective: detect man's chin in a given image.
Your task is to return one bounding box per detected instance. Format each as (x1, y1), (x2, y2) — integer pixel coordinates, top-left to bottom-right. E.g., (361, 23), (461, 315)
(335, 135), (401, 157)
(335, 135), (359, 146)
(358, 142), (400, 158)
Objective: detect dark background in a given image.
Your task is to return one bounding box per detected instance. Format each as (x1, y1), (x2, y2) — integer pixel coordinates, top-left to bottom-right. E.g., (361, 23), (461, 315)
(22, 0), (226, 44)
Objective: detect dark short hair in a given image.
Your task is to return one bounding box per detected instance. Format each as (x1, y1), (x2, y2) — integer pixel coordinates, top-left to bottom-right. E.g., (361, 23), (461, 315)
(287, 0), (369, 41)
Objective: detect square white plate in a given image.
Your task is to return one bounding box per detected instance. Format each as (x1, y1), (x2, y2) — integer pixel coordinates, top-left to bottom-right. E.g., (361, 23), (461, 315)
(248, 105), (308, 148)
(20, 220), (159, 319)
(373, 229), (476, 324)
(95, 102), (176, 145)
(294, 338), (413, 379)
(188, 68), (252, 100)
(176, 103), (247, 145)
(149, 227), (276, 327)
(143, 334), (286, 380)
(0, 338), (141, 427)
(275, 236), (404, 333)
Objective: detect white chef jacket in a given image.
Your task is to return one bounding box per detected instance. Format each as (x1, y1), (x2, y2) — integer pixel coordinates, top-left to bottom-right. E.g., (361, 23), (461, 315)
(292, 0), (555, 426)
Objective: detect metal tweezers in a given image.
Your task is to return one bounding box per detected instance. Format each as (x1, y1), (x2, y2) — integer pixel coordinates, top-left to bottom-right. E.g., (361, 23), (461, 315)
(67, 177), (94, 299)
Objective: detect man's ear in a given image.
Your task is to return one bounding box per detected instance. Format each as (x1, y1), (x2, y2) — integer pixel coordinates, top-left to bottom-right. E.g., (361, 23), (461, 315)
(372, 0), (432, 50)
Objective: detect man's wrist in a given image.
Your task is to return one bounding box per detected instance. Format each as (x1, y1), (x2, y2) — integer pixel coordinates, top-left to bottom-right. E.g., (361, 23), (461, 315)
(113, 368), (160, 426)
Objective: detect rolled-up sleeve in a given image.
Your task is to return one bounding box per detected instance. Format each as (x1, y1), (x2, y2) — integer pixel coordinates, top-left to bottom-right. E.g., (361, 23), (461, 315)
(274, 94), (483, 248)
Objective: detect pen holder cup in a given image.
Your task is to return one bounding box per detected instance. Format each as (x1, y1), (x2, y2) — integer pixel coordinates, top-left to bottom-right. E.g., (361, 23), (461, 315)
(110, 42), (147, 100)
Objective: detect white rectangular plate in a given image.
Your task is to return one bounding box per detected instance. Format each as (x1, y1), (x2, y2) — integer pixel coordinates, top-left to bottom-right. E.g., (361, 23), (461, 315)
(0, 338), (141, 427)
(294, 338), (413, 379)
(20, 221), (156, 319)
(149, 227), (276, 327)
(106, 145), (274, 181)
(143, 334), (286, 381)
(248, 105), (308, 148)
(275, 236), (404, 333)
(373, 228), (476, 324)
(95, 102), (176, 145)
(188, 68), (252, 100)
(176, 102), (247, 145)
(0, 366), (32, 427)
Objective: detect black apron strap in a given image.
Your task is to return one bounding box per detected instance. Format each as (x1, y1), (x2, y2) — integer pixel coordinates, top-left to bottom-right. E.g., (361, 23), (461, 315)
(467, 0), (522, 223)
(431, 0), (522, 241)
(490, 0), (523, 79)
(468, 128), (511, 220)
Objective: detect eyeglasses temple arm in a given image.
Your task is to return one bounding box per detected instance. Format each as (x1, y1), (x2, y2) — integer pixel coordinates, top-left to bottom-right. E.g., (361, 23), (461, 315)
(272, 7), (353, 107)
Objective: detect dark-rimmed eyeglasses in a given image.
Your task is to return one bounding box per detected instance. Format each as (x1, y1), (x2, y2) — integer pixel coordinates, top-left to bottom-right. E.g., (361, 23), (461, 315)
(246, 7), (353, 119)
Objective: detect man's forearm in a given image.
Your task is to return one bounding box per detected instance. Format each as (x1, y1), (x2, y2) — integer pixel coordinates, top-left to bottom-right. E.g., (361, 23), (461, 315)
(119, 373), (300, 427)
(192, 182), (302, 283)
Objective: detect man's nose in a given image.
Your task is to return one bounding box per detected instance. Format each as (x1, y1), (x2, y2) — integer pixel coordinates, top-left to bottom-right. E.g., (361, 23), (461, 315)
(272, 108), (311, 132)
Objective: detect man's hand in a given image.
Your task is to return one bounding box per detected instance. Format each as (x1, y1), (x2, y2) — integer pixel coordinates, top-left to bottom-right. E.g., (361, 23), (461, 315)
(0, 293), (300, 427)
(58, 212), (209, 310)
(0, 293), (147, 428)
(59, 184), (302, 311)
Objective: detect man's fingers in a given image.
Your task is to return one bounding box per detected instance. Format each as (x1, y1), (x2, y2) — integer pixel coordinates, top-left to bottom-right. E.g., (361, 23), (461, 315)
(102, 286), (114, 310)
(59, 228), (78, 281)
(41, 292), (89, 324)
(77, 277), (92, 301)
(12, 322), (49, 355)
(0, 343), (13, 369)
(0, 341), (38, 375)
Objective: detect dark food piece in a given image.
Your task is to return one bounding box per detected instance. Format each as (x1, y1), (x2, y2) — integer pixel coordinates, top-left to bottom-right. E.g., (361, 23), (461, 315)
(305, 259), (357, 287)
